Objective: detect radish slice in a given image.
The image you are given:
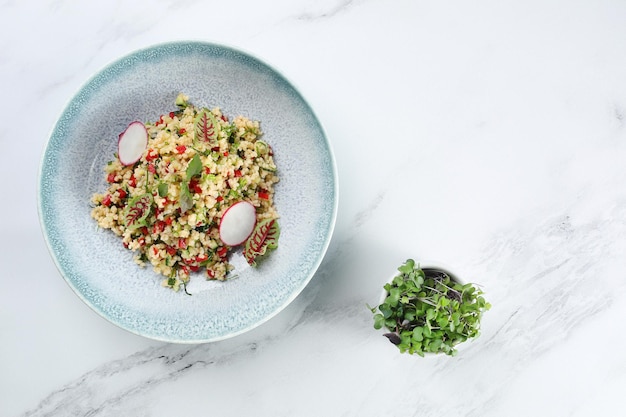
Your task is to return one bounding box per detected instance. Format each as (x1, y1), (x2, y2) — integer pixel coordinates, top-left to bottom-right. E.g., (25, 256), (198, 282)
(118, 121), (148, 166)
(219, 201), (257, 246)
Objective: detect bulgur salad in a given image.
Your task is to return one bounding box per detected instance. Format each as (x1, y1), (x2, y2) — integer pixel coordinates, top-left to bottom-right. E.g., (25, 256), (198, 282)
(91, 93), (280, 292)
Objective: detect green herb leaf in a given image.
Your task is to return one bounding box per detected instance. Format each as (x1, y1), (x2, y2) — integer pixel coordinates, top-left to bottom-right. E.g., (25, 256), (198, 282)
(379, 304), (392, 319)
(157, 182), (168, 198)
(186, 154), (203, 180)
(178, 154), (203, 213)
(412, 327), (424, 342)
(398, 259), (415, 274)
(222, 123), (236, 140)
(179, 182), (193, 213)
(388, 288), (401, 307)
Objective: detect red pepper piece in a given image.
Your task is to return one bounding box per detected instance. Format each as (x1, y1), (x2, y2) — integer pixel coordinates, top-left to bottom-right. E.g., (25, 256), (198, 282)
(189, 178), (202, 194)
(146, 149), (158, 162)
(178, 128), (186, 135)
(178, 237), (187, 249)
(148, 164), (156, 174)
(176, 145), (186, 154)
(165, 217), (173, 226)
(107, 172), (117, 183)
(129, 175), (137, 188)
(102, 194), (112, 207)
(166, 246), (177, 256)
(217, 246), (228, 258)
(153, 221), (165, 234)
(258, 191), (270, 200)
(234, 170), (242, 178)
(169, 112), (175, 118)
(216, 196), (224, 203)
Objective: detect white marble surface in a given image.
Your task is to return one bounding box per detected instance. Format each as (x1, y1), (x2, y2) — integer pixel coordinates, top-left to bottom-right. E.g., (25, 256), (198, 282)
(3, 0), (626, 415)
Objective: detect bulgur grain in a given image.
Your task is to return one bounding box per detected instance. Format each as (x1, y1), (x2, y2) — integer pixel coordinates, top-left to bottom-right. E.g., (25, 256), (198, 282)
(91, 94), (279, 291)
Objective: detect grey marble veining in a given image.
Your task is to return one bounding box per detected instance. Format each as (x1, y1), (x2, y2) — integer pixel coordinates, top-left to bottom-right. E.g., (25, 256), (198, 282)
(20, 195), (626, 416)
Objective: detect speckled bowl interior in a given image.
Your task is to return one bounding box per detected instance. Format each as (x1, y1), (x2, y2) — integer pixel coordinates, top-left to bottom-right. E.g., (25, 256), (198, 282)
(38, 41), (337, 343)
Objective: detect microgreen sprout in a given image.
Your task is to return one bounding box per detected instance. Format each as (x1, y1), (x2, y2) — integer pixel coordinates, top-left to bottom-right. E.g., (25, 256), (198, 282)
(369, 259), (490, 356)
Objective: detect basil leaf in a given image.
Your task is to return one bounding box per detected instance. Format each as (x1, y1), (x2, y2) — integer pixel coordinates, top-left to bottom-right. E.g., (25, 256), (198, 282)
(186, 154), (202, 180)
(179, 182), (193, 213)
(157, 182), (168, 198)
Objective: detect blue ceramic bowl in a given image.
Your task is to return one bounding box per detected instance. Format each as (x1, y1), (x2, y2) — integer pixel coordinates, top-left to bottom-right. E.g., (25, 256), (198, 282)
(38, 41), (337, 343)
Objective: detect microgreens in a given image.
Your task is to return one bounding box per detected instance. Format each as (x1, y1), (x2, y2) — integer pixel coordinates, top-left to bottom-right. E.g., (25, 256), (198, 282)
(369, 259), (490, 356)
